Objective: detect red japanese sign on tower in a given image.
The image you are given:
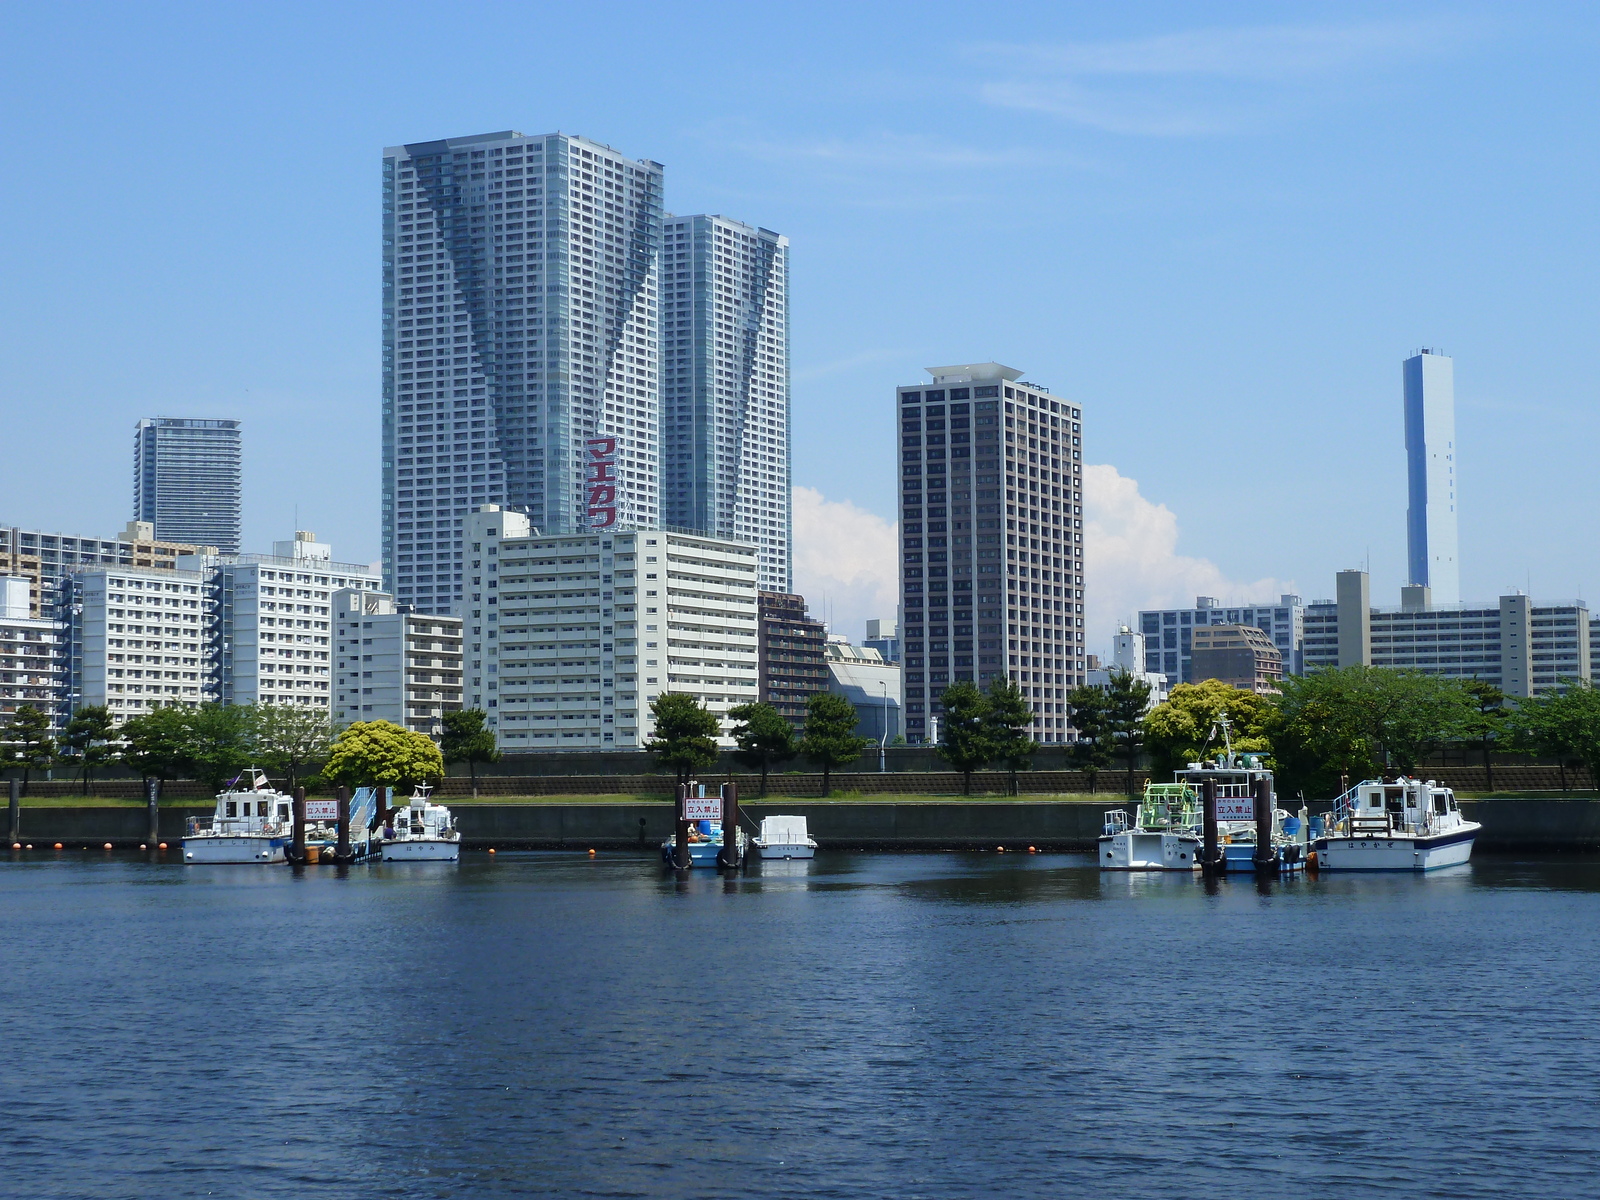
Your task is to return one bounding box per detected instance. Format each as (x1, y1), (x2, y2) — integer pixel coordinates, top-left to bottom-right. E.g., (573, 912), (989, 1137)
(585, 437), (617, 529)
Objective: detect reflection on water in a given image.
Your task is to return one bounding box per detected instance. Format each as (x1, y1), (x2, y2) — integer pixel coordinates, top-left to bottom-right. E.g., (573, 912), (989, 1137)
(2, 850), (1599, 1199)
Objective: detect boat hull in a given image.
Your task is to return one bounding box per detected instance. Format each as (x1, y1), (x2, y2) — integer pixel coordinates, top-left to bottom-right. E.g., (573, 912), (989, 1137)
(1098, 830), (1199, 870)
(753, 841), (815, 860)
(381, 838), (460, 862)
(1314, 825), (1478, 871)
(660, 840), (728, 867)
(183, 836), (289, 864)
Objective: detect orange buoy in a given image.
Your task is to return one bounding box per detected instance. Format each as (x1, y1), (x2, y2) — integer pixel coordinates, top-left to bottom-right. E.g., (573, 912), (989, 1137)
(53, 843), (63, 850)
(588, 848), (596, 856)
(25, 844), (33, 850)
(1028, 846), (1037, 853)
(996, 845), (1005, 853)
(488, 848), (496, 854)
(158, 842), (167, 850)
(104, 843), (113, 850)
(140, 843), (148, 850)
(10, 842), (18, 850)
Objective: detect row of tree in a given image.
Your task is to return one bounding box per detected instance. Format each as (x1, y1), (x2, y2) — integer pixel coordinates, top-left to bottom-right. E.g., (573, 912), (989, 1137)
(1061, 666), (1600, 798)
(0, 703), (502, 795)
(646, 691), (870, 795)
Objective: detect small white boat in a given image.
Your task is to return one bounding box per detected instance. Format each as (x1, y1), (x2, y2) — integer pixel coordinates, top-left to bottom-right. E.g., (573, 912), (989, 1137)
(1099, 786), (1201, 870)
(752, 815), (817, 860)
(1314, 778), (1479, 871)
(379, 784), (460, 861)
(183, 769), (293, 863)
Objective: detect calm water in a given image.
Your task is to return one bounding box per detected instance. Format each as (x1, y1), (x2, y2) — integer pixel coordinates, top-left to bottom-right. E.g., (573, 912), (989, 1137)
(3, 850), (1599, 1199)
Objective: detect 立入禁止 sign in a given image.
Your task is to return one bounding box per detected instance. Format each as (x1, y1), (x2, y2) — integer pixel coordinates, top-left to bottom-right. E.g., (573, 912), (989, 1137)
(305, 799), (338, 821)
(1215, 796), (1255, 822)
(585, 437), (617, 528)
(684, 794), (722, 821)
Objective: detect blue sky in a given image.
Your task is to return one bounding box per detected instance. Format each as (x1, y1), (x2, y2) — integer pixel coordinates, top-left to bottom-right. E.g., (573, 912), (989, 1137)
(2, 2), (1597, 641)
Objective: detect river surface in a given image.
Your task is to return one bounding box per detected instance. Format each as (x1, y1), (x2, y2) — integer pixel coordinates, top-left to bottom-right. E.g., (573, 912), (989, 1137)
(3, 850), (1599, 1199)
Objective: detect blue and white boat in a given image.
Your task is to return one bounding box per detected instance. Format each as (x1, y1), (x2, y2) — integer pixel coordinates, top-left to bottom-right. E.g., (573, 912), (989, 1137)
(1313, 778), (1479, 871)
(661, 820), (746, 868)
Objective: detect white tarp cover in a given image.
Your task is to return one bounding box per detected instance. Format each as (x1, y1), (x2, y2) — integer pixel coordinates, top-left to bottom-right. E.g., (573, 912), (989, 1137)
(760, 815), (810, 844)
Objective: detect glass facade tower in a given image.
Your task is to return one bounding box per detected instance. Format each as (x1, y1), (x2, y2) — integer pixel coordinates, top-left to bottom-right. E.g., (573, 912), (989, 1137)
(1403, 348), (1460, 605)
(382, 131), (664, 612)
(660, 215), (791, 591)
(133, 418), (242, 555)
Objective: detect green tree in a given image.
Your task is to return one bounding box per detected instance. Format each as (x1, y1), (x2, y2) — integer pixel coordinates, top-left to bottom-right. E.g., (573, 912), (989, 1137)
(181, 704), (256, 792)
(325, 720), (444, 792)
(119, 705), (192, 789)
(1142, 679), (1274, 779)
(935, 681), (993, 795)
(1065, 684), (1113, 793)
(1459, 680), (1508, 792)
(984, 676), (1039, 796)
(441, 708), (501, 797)
(1508, 681), (1600, 792)
(249, 703), (335, 793)
(1103, 669), (1153, 795)
(1270, 666), (1477, 797)
(726, 701), (797, 797)
(799, 691), (868, 797)
(0, 704), (56, 795)
(646, 693), (720, 785)
(59, 705), (115, 795)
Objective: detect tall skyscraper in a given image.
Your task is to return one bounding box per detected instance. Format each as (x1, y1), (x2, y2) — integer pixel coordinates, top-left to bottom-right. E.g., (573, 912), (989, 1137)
(660, 215), (791, 591)
(382, 131), (664, 613)
(133, 418), (242, 555)
(896, 364), (1086, 745)
(1403, 348), (1459, 605)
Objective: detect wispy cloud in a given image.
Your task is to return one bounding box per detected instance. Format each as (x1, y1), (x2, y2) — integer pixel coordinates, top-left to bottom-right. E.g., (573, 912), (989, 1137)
(974, 19), (1481, 135)
(791, 485), (898, 639)
(793, 348), (904, 384)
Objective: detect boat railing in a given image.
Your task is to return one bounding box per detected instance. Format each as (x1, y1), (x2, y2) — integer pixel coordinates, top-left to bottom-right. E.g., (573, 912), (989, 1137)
(186, 816), (212, 836)
(1103, 809), (1131, 836)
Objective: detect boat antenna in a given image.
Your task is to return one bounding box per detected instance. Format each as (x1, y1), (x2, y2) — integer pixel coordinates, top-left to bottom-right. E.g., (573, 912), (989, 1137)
(1217, 712), (1234, 766)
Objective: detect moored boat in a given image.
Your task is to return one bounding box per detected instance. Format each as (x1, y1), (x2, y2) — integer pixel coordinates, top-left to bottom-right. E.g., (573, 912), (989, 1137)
(183, 769), (293, 863)
(1313, 778), (1479, 871)
(661, 820), (747, 867)
(751, 815), (817, 860)
(379, 784), (459, 861)
(1098, 783), (1201, 870)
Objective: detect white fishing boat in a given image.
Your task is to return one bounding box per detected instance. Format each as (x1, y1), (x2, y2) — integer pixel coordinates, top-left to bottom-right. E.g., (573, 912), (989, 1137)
(379, 784), (460, 861)
(751, 815), (817, 860)
(1098, 784), (1201, 870)
(1313, 778), (1479, 871)
(182, 769), (293, 864)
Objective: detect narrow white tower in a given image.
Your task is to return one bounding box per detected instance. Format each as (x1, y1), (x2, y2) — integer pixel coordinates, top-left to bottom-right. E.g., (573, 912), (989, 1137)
(1403, 349), (1459, 605)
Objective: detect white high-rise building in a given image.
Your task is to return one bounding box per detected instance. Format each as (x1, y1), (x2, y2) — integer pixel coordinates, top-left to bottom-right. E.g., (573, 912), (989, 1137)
(660, 215), (791, 591)
(1404, 349), (1459, 605)
(0, 577), (64, 729)
(896, 364), (1086, 744)
(462, 507), (758, 748)
(60, 566), (208, 724)
(187, 533), (382, 709)
(383, 131), (665, 614)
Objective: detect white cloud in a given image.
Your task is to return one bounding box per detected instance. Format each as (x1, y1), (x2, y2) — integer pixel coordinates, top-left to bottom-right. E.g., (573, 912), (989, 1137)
(972, 19), (1478, 135)
(1083, 463), (1294, 650)
(791, 485), (898, 640)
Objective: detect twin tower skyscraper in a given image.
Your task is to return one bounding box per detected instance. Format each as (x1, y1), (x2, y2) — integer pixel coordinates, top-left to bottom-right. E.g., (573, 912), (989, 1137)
(381, 130), (790, 613)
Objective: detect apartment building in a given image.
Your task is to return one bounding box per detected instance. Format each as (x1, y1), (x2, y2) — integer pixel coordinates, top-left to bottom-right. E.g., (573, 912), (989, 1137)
(1138, 595), (1304, 682)
(60, 565), (208, 723)
(1303, 570), (1588, 697)
(193, 533), (382, 709)
(1190, 623), (1284, 694)
(0, 577), (63, 726)
(757, 591), (827, 725)
(462, 506), (758, 748)
(134, 417), (243, 554)
(0, 521), (213, 619)
(332, 590), (463, 733)
(898, 363), (1086, 744)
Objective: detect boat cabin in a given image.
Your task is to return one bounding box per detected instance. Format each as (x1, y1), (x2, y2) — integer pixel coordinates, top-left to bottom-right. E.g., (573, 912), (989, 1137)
(1344, 779), (1460, 834)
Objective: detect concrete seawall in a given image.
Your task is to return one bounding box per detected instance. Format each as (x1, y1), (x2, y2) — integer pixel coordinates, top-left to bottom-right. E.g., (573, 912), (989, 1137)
(8, 798), (1600, 852)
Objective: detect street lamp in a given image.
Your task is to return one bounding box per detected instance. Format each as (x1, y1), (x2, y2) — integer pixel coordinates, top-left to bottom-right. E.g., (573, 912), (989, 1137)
(879, 680), (889, 773)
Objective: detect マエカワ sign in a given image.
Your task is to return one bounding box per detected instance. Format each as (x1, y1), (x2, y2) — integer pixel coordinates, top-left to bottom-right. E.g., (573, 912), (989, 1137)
(585, 437), (617, 528)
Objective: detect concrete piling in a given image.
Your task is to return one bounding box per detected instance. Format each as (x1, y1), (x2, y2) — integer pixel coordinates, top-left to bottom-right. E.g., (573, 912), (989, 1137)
(1253, 775), (1278, 875)
(1201, 777), (1223, 877)
(673, 784), (691, 870)
(718, 782), (741, 870)
(335, 786), (352, 863)
(145, 779), (160, 849)
(290, 787), (307, 864)
(8, 779), (18, 846)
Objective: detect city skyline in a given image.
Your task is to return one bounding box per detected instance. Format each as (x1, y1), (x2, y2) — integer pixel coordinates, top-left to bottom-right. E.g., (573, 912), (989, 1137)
(4, 5), (1600, 645)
